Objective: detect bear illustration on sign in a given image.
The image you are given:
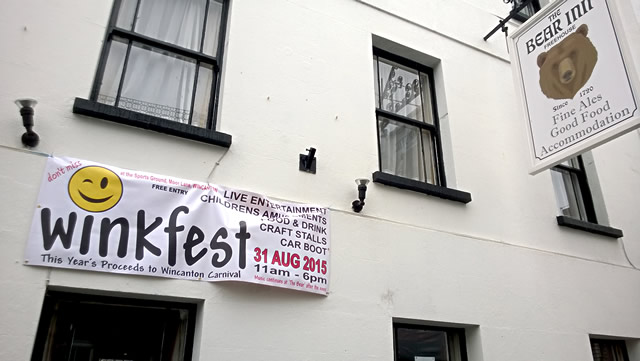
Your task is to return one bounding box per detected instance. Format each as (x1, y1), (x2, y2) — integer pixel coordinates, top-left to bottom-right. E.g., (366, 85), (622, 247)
(537, 24), (598, 100)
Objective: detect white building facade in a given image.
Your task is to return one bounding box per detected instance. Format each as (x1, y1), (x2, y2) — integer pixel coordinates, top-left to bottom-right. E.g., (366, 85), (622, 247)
(1, 0), (639, 360)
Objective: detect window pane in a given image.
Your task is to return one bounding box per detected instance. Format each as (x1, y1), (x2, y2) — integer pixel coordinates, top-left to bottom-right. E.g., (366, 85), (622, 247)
(97, 37), (128, 106)
(202, 0), (223, 56)
(116, 0), (138, 30)
(378, 117), (437, 183)
(567, 157), (581, 169)
(552, 168), (587, 220)
(422, 132), (438, 185)
(419, 72), (435, 125)
(396, 328), (450, 361)
(120, 42), (196, 123)
(447, 332), (463, 361)
(559, 157), (580, 169)
(192, 63), (214, 128)
(374, 56), (380, 109)
(378, 58), (428, 122)
(135, 0), (207, 51)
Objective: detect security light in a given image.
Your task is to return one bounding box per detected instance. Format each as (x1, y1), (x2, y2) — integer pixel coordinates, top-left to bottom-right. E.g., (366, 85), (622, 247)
(15, 98), (39, 147)
(352, 178), (370, 213)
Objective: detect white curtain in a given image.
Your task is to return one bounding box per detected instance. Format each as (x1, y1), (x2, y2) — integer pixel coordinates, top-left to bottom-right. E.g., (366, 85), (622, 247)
(120, 0), (207, 123)
(379, 121), (426, 182)
(135, 0), (205, 51)
(551, 169), (570, 212)
(120, 45), (196, 123)
(169, 309), (190, 361)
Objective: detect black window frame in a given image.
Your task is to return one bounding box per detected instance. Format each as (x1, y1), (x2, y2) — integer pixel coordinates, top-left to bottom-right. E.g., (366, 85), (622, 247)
(371, 48), (471, 204)
(393, 322), (469, 361)
(31, 290), (198, 361)
(373, 48), (446, 186)
(552, 155), (623, 238)
(552, 155), (597, 223)
(511, 0), (541, 22)
(590, 338), (630, 361)
(73, 0), (232, 148)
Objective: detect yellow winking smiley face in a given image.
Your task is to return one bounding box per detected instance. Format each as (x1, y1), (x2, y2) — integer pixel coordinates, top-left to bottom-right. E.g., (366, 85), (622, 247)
(68, 166), (123, 212)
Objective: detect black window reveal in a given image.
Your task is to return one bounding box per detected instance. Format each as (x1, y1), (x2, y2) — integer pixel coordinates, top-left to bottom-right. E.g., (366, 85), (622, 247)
(31, 292), (197, 361)
(394, 323), (468, 361)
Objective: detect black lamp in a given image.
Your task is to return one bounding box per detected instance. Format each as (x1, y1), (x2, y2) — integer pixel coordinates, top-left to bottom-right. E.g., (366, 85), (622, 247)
(15, 99), (39, 147)
(352, 178), (369, 213)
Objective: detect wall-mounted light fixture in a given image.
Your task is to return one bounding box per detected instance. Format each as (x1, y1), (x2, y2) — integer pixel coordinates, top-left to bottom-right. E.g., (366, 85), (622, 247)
(484, 0), (533, 40)
(299, 147), (317, 174)
(15, 98), (39, 147)
(352, 178), (369, 213)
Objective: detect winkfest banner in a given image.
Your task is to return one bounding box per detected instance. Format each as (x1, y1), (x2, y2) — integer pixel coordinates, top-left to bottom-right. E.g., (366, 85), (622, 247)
(26, 157), (330, 295)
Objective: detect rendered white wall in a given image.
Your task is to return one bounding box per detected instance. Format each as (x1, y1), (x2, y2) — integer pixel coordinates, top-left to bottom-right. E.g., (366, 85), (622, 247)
(1, 0), (639, 360)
